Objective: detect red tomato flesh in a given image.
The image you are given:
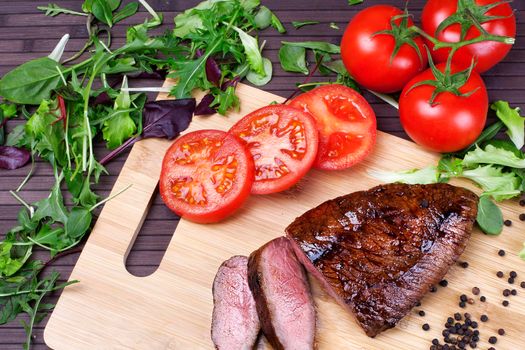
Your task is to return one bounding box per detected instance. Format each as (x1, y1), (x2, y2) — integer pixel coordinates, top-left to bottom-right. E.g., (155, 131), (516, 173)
(229, 105), (319, 194)
(159, 130), (254, 223)
(399, 63), (488, 153)
(290, 85), (377, 170)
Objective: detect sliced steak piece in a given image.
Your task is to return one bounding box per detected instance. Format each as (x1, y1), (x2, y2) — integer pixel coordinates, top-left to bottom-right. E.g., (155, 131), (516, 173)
(286, 183), (478, 337)
(211, 256), (260, 350)
(248, 237), (316, 350)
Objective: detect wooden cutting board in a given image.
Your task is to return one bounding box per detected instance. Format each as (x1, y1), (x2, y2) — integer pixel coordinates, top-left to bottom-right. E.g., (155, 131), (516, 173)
(44, 82), (525, 349)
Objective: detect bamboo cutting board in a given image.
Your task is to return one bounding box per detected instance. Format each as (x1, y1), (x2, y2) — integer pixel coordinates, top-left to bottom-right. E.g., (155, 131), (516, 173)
(44, 82), (525, 350)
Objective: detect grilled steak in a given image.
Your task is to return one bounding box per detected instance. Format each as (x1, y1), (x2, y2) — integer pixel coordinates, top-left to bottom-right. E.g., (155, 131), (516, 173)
(248, 237), (316, 350)
(211, 256), (260, 350)
(286, 183), (478, 337)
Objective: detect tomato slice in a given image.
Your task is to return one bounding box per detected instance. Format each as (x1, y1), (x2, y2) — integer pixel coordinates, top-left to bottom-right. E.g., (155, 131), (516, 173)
(159, 130), (254, 224)
(229, 105), (319, 194)
(289, 85), (377, 170)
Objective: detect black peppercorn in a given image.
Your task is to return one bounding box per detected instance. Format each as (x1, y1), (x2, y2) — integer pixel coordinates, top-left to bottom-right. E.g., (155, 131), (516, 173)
(504, 219), (512, 227)
(503, 289), (511, 297)
(422, 323), (430, 331)
(508, 277), (515, 284)
(520, 213), (525, 221)
(498, 249), (505, 256)
(480, 315), (488, 322)
(460, 261), (469, 268)
(439, 279), (449, 287)
(498, 328), (505, 336)
(489, 336), (497, 344)
(497, 271), (504, 278)
(471, 287), (480, 295)
(460, 294), (468, 302)
(480, 296), (486, 302)
(511, 289), (517, 296)
(502, 300), (509, 307)
(454, 313), (462, 321)
(510, 271), (517, 278)
(459, 301), (466, 308)
(419, 310), (426, 317)
(521, 281), (525, 288)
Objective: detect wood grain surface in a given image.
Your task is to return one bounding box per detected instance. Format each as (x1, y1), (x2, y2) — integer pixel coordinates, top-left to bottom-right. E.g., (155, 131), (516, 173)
(45, 82), (525, 350)
(0, 0), (524, 349)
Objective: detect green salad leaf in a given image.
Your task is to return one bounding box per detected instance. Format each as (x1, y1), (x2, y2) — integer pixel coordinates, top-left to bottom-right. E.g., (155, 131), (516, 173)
(368, 166), (440, 185)
(292, 21), (320, 29)
(491, 101), (525, 150)
(0, 58), (64, 105)
(476, 196), (504, 235)
(281, 40), (341, 54)
(462, 165), (521, 201)
(463, 145), (525, 169)
(279, 45), (309, 74)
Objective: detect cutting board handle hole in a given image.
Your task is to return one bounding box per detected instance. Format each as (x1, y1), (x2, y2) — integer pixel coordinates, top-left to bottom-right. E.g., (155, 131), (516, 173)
(125, 187), (180, 277)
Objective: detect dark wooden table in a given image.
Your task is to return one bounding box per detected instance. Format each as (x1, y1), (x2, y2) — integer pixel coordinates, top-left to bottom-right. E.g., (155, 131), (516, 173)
(0, 0), (523, 348)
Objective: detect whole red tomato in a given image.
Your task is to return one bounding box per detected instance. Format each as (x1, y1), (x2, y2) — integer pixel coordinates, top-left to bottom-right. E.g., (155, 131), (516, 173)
(399, 63), (488, 153)
(341, 5), (428, 93)
(422, 0), (516, 73)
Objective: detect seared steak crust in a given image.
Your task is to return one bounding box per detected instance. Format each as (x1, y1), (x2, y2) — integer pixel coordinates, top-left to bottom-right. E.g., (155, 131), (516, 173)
(286, 183), (478, 337)
(248, 237), (316, 350)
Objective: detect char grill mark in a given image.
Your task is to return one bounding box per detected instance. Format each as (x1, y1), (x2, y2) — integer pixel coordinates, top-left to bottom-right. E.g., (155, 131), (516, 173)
(286, 183), (478, 337)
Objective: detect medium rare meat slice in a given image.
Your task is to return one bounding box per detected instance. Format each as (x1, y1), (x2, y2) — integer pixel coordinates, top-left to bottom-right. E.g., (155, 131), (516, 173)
(286, 183), (478, 337)
(248, 237), (316, 350)
(211, 256), (260, 350)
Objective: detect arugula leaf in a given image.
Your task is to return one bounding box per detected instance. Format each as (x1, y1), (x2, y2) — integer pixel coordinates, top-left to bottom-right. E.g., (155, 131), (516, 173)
(292, 21), (320, 29)
(463, 145), (525, 169)
(232, 26), (265, 76)
(0, 58), (64, 105)
(212, 85), (240, 115)
(65, 208), (92, 239)
(247, 57), (273, 86)
(169, 54), (210, 99)
(476, 196), (504, 235)
(368, 166), (440, 185)
(113, 2), (139, 24)
(279, 45), (309, 74)
(281, 41), (341, 54)
(491, 101), (525, 149)
(37, 3), (89, 17)
(270, 12), (286, 33)
(348, 0), (364, 5)
(32, 179), (69, 224)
